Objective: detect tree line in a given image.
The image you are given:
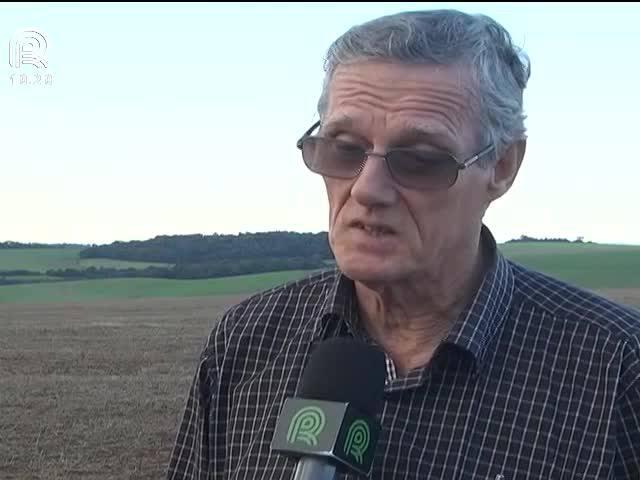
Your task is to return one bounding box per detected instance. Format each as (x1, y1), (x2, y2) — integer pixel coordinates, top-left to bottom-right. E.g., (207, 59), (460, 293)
(45, 257), (328, 280)
(2, 232), (594, 285)
(0, 241), (86, 249)
(78, 231), (333, 263)
(48, 232), (333, 281)
(0, 232), (336, 283)
(505, 235), (589, 244)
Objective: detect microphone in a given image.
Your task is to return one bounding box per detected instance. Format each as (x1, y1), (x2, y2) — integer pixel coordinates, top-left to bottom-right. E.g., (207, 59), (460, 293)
(271, 337), (387, 479)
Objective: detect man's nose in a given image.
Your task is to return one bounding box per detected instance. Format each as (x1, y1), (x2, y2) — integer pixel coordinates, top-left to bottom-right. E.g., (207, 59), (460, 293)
(349, 151), (398, 207)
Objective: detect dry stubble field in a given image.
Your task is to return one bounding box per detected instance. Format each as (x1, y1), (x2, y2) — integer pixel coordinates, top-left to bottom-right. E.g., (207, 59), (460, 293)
(0, 295), (247, 479)
(1, 290), (639, 479)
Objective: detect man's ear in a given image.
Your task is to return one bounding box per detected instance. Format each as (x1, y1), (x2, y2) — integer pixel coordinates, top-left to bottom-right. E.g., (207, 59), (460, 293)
(487, 139), (527, 202)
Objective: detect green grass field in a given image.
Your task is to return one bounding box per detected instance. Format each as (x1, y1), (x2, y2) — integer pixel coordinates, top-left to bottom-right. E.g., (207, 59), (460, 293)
(0, 248), (171, 272)
(0, 270), (313, 304)
(499, 241), (639, 256)
(2, 275), (63, 282)
(499, 242), (640, 289)
(0, 242), (638, 304)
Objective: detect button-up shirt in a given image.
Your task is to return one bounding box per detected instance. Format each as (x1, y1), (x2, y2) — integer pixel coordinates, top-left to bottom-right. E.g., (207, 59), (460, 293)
(167, 226), (640, 479)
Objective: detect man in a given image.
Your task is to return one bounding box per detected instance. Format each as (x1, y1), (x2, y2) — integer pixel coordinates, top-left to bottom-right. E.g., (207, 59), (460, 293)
(167, 9), (640, 479)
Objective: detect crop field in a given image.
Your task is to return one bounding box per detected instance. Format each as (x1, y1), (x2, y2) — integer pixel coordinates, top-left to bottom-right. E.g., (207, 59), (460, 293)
(0, 248), (170, 273)
(1, 243), (640, 305)
(0, 295), (244, 479)
(500, 242), (640, 289)
(0, 271), (313, 304)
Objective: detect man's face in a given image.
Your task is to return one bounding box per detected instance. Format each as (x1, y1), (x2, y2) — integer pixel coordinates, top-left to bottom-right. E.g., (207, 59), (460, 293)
(321, 61), (513, 286)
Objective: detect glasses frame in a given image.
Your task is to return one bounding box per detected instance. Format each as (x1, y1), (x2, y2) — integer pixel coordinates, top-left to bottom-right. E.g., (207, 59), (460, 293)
(296, 120), (495, 190)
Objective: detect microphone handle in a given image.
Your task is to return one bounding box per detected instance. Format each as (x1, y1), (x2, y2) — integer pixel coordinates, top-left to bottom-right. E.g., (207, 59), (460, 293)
(292, 456), (337, 480)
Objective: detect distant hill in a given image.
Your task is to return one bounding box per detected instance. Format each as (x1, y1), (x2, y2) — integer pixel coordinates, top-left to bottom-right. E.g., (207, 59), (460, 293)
(3, 233), (597, 252)
(2, 232), (640, 294)
(505, 235), (591, 244)
(2, 232), (334, 283)
(32, 231), (335, 281)
(78, 231), (333, 263)
(0, 241), (87, 249)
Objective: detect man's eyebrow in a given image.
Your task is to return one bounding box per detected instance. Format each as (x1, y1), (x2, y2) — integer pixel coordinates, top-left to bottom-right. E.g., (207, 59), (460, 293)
(392, 126), (454, 151)
(320, 116), (455, 150)
(320, 115), (355, 135)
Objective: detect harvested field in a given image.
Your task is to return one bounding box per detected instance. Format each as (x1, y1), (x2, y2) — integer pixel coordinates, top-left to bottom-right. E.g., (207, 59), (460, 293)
(1, 290), (639, 479)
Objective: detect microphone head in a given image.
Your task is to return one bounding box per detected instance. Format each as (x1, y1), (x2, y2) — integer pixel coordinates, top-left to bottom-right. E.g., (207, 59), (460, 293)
(271, 338), (386, 476)
(299, 337), (386, 417)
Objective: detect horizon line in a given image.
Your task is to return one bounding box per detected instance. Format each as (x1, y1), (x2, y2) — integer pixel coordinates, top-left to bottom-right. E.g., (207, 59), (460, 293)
(2, 231), (640, 248)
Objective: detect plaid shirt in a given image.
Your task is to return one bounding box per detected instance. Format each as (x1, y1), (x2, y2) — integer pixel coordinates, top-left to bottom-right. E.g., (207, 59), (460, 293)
(167, 226), (640, 479)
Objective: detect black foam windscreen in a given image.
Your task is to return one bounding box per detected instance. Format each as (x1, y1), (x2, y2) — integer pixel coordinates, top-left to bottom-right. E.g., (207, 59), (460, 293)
(298, 337), (386, 417)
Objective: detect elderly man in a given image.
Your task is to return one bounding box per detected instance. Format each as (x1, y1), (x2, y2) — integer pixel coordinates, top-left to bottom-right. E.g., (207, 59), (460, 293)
(167, 9), (640, 479)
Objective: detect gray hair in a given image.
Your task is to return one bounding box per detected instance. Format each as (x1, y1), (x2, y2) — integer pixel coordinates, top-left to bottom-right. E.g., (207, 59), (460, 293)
(317, 9), (531, 163)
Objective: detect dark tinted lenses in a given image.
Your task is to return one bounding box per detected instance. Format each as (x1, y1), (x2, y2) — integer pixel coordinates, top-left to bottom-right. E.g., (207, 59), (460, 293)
(300, 137), (459, 189)
(387, 150), (458, 190)
(301, 137), (366, 178)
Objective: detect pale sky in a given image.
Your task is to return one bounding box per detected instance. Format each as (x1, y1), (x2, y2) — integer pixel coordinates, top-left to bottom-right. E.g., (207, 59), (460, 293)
(1, 2), (639, 245)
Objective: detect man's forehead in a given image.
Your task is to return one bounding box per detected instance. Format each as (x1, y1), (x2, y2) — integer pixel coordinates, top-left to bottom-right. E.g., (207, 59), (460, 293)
(322, 62), (477, 141)
(325, 62), (475, 113)
(329, 60), (472, 92)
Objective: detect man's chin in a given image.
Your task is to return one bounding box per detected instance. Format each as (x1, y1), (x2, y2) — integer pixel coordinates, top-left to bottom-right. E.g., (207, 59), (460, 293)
(336, 258), (402, 285)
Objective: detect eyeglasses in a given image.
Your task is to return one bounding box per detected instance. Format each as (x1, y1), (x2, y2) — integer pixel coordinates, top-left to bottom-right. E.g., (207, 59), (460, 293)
(296, 120), (495, 191)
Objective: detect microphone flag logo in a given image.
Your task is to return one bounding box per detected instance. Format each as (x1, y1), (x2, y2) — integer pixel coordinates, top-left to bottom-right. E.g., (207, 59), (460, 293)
(286, 406), (326, 446)
(343, 419), (370, 464)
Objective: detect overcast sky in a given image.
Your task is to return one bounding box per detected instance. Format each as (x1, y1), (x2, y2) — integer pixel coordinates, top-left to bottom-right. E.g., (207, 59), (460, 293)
(2, 2), (639, 245)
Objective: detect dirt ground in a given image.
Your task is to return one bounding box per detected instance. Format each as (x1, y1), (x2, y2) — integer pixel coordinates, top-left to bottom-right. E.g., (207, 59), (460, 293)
(1, 290), (639, 479)
(595, 289), (640, 310)
(0, 295), (247, 480)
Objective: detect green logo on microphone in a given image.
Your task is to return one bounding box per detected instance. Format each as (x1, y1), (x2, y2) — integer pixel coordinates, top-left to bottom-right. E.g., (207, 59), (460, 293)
(287, 406), (326, 446)
(344, 419), (370, 464)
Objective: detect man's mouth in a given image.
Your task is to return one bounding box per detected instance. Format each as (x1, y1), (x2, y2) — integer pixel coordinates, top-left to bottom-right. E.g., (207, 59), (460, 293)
(351, 221), (395, 236)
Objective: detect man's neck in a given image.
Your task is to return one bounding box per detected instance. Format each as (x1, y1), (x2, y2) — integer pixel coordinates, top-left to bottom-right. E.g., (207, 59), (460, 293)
(354, 235), (489, 375)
